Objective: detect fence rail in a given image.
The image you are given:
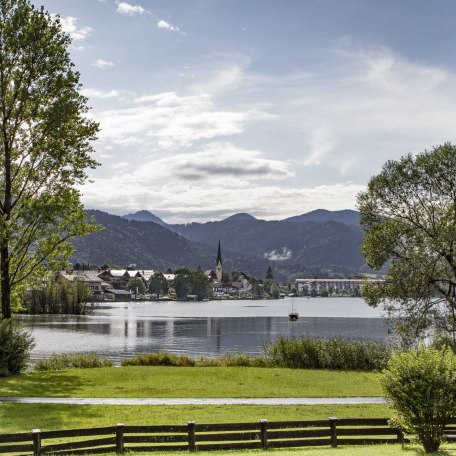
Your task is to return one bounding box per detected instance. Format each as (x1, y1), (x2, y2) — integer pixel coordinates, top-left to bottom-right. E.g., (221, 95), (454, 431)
(0, 417), (416, 455)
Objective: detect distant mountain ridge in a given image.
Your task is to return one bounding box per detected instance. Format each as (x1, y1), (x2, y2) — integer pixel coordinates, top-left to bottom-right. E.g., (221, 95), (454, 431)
(122, 210), (167, 226)
(284, 209), (360, 225)
(122, 208), (359, 226)
(70, 208), (369, 281)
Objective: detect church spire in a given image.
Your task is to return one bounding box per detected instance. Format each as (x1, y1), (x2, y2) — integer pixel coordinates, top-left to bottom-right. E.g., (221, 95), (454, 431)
(215, 241), (223, 282)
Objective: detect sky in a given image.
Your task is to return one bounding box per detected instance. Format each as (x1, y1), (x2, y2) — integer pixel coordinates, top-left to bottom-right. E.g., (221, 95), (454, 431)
(38, 0), (456, 224)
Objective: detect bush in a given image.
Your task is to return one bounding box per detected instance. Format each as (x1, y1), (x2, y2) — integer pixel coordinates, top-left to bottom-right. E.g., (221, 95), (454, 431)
(381, 345), (456, 453)
(122, 353), (196, 367)
(34, 353), (113, 371)
(263, 336), (391, 370)
(0, 319), (34, 376)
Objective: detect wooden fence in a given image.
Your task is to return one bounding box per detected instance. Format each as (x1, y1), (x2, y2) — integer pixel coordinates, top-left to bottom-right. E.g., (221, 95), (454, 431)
(0, 417), (420, 455)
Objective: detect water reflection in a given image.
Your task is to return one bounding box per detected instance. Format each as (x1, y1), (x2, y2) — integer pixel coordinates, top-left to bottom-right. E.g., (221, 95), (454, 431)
(19, 298), (388, 363)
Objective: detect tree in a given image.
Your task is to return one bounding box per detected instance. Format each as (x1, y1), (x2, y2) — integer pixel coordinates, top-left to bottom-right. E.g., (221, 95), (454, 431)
(357, 143), (456, 348)
(191, 270), (210, 301)
(126, 277), (146, 298)
(381, 345), (456, 453)
(173, 268), (191, 300)
(148, 272), (168, 300)
(270, 282), (280, 299)
(0, 1), (100, 319)
(266, 266), (273, 280)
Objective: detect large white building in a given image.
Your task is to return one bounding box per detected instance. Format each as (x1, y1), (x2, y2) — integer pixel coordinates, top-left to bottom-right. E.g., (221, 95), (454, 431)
(294, 278), (383, 296)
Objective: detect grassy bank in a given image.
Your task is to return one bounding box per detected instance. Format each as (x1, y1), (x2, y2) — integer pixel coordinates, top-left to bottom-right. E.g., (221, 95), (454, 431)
(50, 446), (456, 456)
(0, 403), (391, 433)
(0, 366), (382, 398)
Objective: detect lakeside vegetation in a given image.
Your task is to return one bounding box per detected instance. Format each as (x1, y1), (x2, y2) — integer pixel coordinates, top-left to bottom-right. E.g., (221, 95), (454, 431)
(33, 336), (392, 373)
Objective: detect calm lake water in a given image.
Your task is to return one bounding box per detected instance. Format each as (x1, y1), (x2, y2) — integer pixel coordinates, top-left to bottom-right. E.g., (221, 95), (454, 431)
(19, 297), (387, 363)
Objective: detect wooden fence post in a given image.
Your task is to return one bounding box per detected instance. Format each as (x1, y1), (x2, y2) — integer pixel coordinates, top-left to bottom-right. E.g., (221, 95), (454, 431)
(260, 419), (268, 449)
(328, 417), (338, 448)
(188, 421), (196, 452)
(32, 429), (41, 456)
(396, 429), (405, 448)
(115, 423), (124, 453)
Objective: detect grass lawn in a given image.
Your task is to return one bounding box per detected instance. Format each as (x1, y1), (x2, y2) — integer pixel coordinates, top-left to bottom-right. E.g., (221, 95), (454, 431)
(0, 366), (382, 398)
(63, 447), (456, 456)
(1, 403), (392, 433)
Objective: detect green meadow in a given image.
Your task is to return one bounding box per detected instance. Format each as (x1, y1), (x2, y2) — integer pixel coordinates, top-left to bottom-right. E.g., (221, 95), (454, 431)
(0, 366), (381, 398)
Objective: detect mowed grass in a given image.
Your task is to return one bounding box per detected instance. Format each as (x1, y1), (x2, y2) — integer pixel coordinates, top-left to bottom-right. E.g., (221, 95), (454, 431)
(0, 367), (382, 398)
(1, 403), (391, 433)
(53, 447), (456, 456)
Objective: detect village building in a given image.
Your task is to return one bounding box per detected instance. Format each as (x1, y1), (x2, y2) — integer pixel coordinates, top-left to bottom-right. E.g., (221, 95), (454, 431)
(294, 278), (383, 296)
(58, 271), (111, 301)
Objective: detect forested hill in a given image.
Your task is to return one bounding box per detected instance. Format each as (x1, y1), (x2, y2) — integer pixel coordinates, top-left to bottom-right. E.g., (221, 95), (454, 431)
(70, 210), (273, 278)
(170, 215), (365, 273)
(70, 209), (369, 281)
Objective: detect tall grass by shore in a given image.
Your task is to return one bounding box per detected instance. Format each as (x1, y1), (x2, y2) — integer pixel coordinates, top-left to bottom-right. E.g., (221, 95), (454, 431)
(120, 337), (390, 371)
(33, 337), (391, 371)
(264, 336), (391, 371)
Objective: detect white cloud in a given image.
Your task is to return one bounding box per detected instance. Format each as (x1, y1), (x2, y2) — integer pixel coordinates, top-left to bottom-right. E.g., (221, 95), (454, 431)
(157, 19), (180, 32)
(81, 176), (364, 224)
(96, 92), (271, 148)
(116, 2), (149, 16)
(304, 126), (336, 166)
(56, 16), (92, 41)
(264, 248), (292, 262)
(91, 59), (114, 69)
(81, 88), (121, 100)
(145, 142), (293, 182)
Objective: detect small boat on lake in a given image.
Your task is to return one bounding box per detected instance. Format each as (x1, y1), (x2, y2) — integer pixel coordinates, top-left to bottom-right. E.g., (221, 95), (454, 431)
(288, 298), (299, 321)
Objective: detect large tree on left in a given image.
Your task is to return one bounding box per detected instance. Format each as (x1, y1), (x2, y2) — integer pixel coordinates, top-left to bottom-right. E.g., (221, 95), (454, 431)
(0, 0), (100, 319)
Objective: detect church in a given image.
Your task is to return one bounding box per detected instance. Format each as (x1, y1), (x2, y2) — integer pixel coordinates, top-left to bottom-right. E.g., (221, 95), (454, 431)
(205, 241), (223, 283)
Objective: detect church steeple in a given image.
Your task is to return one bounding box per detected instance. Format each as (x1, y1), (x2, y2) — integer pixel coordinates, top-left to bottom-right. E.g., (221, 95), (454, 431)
(215, 241), (223, 282)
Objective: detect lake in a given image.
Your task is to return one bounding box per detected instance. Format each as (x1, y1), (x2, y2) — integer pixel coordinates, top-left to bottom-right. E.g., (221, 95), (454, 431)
(19, 297), (388, 363)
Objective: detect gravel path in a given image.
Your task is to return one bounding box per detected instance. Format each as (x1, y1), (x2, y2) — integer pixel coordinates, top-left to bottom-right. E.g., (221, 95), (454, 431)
(0, 396), (386, 405)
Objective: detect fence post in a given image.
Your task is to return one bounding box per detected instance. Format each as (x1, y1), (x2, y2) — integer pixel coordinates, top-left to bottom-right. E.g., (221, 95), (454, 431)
(32, 429), (41, 456)
(260, 419), (268, 449)
(328, 417), (338, 448)
(188, 421), (196, 452)
(396, 429), (405, 448)
(116, 423), (124, 453)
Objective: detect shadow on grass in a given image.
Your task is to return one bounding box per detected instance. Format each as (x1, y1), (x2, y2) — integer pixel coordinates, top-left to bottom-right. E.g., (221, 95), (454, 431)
(0, 403), (110, 433)
(0, 371), (89, 397)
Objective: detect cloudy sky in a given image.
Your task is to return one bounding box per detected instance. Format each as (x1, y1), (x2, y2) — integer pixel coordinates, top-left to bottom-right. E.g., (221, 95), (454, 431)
(40, 0), (456, 223)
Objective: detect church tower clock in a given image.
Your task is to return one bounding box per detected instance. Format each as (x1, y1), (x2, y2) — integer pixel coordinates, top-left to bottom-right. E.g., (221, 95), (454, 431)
(215, 241), (223, 282)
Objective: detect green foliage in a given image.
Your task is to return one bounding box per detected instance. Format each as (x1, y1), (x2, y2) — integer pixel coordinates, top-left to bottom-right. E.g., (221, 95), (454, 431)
(126, 277), (146, 296)
(122, 352), (272, 368)
(263, 278), (281, 298)
(34, 353), (113, 371)
(120, 339), (389, 371)
(0, 0), (101, 318)
(173, 268), (210, 301)
(358, 143), (456, 348)
(148, 272), (168, 299)
(0, 319), (34, 376)
(121, 353), (196, 367)
(381, 345), (456, 453)
(24, 276), (91, 314)
(266, 266), (274, 279)
(264, 336), (391, 370)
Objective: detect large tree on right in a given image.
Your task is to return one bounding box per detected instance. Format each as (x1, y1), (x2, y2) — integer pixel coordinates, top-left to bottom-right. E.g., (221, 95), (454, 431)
(357, 143), (456, 348)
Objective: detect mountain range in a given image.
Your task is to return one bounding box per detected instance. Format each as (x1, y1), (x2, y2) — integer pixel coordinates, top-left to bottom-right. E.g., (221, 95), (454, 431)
(70, 209), (370, 282)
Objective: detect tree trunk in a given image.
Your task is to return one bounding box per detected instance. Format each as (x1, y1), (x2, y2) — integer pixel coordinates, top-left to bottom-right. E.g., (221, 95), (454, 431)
(0, 240), (11, 319)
